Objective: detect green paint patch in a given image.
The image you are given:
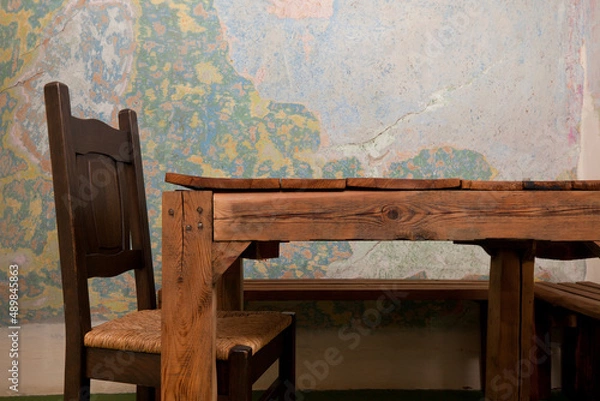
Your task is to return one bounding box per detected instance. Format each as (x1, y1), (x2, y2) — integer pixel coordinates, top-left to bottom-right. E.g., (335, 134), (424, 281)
(388, 147), (493, 180)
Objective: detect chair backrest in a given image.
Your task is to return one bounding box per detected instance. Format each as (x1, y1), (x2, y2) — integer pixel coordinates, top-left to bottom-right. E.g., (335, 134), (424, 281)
(44, 82), (156, 343)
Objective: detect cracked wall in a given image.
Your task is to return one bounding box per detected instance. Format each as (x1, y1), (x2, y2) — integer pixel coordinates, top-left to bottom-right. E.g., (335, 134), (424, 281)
(1, 0), (599, 394)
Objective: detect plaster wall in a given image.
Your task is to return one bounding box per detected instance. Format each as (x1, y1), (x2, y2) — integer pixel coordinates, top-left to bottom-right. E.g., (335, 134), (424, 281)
(1, 0), (599, 395)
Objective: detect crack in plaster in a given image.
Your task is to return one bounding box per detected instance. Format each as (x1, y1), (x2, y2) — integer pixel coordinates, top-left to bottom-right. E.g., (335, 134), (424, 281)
(0, 11), (81, 93)
(341, 241), (382, 274)
(332, 61), (499, 162)
(0, 71), (45, 94)
(334, 97), (440, 161)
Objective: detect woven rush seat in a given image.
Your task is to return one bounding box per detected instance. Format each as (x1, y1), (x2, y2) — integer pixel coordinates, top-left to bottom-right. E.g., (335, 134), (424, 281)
(85, 310), (292, 360)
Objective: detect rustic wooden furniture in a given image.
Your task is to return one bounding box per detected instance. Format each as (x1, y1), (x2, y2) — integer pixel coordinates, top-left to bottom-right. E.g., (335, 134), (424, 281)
(245, 278), (490, 391)
(44, 82), (296, 401)
(534, 281), (600, 400)
(162, 173), (600, 401)
(243, 279), (488, 301)
(160, 277), (491, 389)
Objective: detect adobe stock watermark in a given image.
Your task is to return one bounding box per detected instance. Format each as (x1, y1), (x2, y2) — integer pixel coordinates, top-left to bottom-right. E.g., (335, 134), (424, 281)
(282, 285), (555, 401)
(409, 1), (485, 70)
(7, 263), (20, 393)
(291, 286), (408, 400)
(480, 331), (557, 401)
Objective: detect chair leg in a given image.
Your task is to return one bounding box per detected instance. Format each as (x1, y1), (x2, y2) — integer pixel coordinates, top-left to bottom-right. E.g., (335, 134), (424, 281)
(229, 345), (253, 401)
(64, 348), (90, 401)
(64, 377), (91, 401)
(279, 312), (296, 401)
(136, 385), (159, 401)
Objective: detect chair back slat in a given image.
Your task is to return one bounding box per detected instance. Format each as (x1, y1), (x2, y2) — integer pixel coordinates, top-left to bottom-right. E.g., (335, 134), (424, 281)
(86, 250), (143, 278)
(44, 82), (157, 342)
(71, 117), (135, 162)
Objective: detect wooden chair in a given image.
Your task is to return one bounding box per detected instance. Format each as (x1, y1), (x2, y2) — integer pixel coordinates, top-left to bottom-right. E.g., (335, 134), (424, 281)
(44, 81), (296, 401)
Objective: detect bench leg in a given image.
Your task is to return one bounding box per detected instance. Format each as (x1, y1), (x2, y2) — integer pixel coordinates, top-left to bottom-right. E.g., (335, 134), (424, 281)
(531, 300), (553, 401)
(478, 300), (488, 393)
(573, 316), (600, 400)
(561, 323), (577, 399)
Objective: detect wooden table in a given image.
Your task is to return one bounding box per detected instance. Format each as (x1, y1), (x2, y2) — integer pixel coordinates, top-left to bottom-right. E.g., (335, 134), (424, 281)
(161, 174), (600, 401)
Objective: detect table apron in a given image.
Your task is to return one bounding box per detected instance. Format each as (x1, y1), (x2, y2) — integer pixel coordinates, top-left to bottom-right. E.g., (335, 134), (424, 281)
(213, 190), (600, 242)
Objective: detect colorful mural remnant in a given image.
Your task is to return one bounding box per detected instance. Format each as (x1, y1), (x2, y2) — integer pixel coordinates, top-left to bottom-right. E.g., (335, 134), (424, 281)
(1, 0), (597, 324)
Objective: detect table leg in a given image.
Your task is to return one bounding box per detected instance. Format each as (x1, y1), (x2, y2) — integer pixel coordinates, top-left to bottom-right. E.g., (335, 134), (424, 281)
(215, 242), (279, 311)
(485, 244), (535, 401)
(162, 191), (216, 400)
(216, 258), (243, 311)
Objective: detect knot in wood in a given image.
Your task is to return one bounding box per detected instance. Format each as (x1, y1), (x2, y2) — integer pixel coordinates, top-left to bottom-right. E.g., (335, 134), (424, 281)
(384, 206), (400, 220)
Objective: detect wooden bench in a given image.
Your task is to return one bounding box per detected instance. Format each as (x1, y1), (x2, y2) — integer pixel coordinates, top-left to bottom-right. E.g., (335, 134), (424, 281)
(244, 278), (488, 301)
(244, 278), (489, 390)
(534, 281), (600, 400)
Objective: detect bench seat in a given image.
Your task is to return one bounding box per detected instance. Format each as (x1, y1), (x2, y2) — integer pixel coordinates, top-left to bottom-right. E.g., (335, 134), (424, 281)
(535, 281), (600, 320)
(534, 281), (600, 401)
(244, 278), (489, 392)
(243, 278), (488, 301)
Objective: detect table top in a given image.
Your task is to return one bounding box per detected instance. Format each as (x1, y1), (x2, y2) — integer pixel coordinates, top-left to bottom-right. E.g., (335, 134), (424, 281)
(165, 172), (600, 192)
(164, 173), (600, 259)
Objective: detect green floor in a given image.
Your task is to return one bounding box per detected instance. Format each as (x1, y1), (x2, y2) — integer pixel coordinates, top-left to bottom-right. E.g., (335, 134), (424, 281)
(0, 390), (569, 401)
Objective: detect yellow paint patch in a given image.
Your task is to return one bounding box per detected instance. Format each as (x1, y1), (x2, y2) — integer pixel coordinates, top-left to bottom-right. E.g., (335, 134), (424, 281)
(30, 196), (42, 216)
(250, 91), (270, 119)
(0, 48), (13, 64)
(165, 3), (206, 33)
(146, 139), (157, 155)
(306, 118), (320, 132)
(0, 8), (34, 87)
(145, 88), (156, 101)
(172, 84), (206, 101)
(161, 78), (170, 97)
(255, 138), (286, 171)
(178, 11), (206, 33)
(196, 62), (223, 85)
(288, 115), (304, 127)
(5, 197), (20, 210)
(190, 112), (201, 128)
(222, 136), (239, 160)
(188, 154), (204, 165)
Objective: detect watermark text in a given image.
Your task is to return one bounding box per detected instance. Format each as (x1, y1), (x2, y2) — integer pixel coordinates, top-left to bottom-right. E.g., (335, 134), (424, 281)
(7, 263), (20, 393)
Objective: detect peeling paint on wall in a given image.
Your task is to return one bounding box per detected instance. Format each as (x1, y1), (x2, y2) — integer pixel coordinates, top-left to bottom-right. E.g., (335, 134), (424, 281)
(0, 0), (598, 324)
